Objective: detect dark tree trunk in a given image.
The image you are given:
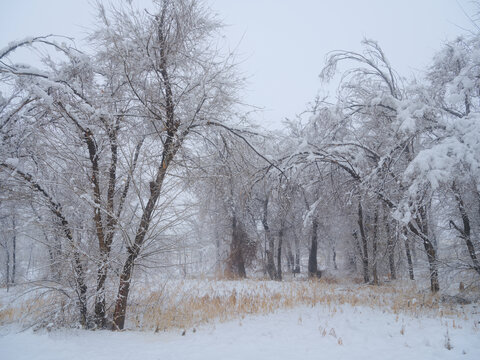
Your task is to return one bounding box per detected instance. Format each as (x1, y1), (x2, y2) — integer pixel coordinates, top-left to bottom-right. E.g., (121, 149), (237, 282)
(384, 209), (396, 280)
(408, 205), (439, 293)
(372, 207), (379, 285)
(73, 253), (88, 328)
(215, 225), (222, 274)
(112, 133), (179, 330)
(11, 216), (16, 284)
(420, 206), (439, 293)
(308, 217), (320, 278)
(424, 238), (439, 292)
(332, 245), (338, 270)
(227, 215), (246, 278)
(357, 202), (369, 283)
(285, 240), (295, 273)
(387, 235), (396, 280)
(403, 228), (415, 280)
(82, 127), (109, 328)
(112, 249), (136, 330)
(5, 244), (9, 290)
(262, 197), (276, 280)
(294, 234), (301, 274)
(112, 163), (170, 330)
(93, 126), (121, 328)
(451, 183), (480, 276)
(348, 250), (357, 273)
(94, 255), (109, 328)
(276, 224), (284, 281)
(94, 137), (142, 326)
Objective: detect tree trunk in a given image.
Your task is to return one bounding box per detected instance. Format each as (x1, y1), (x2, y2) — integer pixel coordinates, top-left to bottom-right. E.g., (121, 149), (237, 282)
(419, 206), (439, 293)
(94, 254), (109, 328)
(357, 201), (369, 283)
(94, 137), (143, 317)
(424, 238), (439, 292)
(276, 224), (284, 281)
(112, 249), (136, 330)
(112, 135), (179, 330)
(294, 234), (301, 274)
(451, 183), (480, 275)
(73, 253), (88, 328)
(83, 126), (114, 329)
(403, 228), (415, 280)
(408, 206), (439, 293)
(112, 177), (162, 329)
(11, 215), (16, 285)
(285, 240), (294, 273)
(332, 245), (338, 270)
(5, 243), (10, 290)
(227, 214), (246, 278)
(308, 217), (320, 278)
(262, 197), (276, 280)
(384, 211), (396, 280)
(372, 207), (379, 285)
(214, 224), (222, 274)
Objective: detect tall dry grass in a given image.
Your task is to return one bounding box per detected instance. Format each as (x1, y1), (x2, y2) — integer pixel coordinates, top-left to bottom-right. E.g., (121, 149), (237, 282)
(0, 279), (468, 331)
(0, 290), (73, 329)
(127, 279), (465, 331)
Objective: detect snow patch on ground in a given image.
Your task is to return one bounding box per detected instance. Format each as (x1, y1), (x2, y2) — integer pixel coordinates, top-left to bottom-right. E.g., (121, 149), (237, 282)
(1, 303), (479, 360)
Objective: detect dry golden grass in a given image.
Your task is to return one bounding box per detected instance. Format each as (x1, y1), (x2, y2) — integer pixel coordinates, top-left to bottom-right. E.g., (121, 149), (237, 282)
(0, 291), (70, 328)
(1, 297), (43, 325)
(129, 279), (465, 331)
(0, 279), (469, 330)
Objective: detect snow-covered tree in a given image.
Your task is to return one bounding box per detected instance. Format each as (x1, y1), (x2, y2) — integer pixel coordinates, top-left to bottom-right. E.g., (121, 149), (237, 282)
(0, 0), (241, 329)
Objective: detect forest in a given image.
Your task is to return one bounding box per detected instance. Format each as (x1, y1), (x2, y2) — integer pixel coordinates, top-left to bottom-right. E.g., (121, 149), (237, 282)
(0, 2), (479, 356)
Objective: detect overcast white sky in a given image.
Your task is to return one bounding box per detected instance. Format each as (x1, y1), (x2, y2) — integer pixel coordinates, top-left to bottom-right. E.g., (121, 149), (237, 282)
(0, 0), (476, 128)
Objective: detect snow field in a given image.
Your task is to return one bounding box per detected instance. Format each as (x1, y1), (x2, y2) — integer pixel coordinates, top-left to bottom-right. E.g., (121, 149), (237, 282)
(1, 279), (479, 359)
(1, 301), (479, 360)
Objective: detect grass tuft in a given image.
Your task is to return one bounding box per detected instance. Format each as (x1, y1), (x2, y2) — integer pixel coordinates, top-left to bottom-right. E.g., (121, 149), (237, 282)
(0, 279), (470, 331)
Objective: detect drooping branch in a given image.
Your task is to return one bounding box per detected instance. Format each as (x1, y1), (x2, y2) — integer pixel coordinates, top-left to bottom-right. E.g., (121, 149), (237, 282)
(0, 162), (88, 324)
(204, 120), (288, 179)
(1, 162), (72, 240)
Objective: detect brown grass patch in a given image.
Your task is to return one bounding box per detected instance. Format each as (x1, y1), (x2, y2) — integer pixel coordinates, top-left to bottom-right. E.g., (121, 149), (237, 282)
(127, 279), (463, 331)
(0, 279), (467, 330)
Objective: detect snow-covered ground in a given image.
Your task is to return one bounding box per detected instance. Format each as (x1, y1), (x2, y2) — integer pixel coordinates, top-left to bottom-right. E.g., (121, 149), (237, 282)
(1, 301), (479, 360)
